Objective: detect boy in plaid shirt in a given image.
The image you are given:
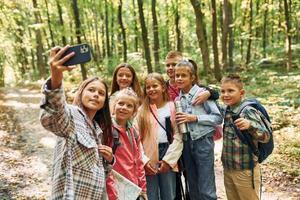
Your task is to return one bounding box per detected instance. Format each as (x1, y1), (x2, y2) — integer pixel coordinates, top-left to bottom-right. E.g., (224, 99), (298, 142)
(220, 74), (270, 200)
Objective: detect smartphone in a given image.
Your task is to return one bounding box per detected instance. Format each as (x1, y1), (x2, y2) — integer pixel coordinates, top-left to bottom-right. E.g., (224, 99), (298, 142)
(61, 44), (92, 66)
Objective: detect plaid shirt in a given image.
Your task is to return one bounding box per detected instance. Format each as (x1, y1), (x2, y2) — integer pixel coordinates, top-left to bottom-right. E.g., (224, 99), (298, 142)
(40, 79), (106, 200)
(221, 101), (270, 170)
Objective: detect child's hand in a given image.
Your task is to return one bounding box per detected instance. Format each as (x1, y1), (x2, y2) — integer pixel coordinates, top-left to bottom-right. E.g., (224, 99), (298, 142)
(176, 112), (197, 124)
(192, 90), (210, 105)
(234, 118), (251, 130)
(139, 191), (148, 200)
(158, 160), (171, 173)
(98, 144), (114, 164)
(144, 162), (157, 175)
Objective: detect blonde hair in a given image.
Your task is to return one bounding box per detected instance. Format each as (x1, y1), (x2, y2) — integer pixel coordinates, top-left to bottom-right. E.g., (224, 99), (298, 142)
(221, 74), (244, 89)
(112, 87), (140, 116)
(165, 51), (183, 60)
(137, 73), (169, 141)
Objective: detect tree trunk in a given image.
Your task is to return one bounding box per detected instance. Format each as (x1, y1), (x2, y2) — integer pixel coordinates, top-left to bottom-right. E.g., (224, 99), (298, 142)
(55, 0), (66, 46)
(246, 0), (253, 65)
(132, 0), (139, 52)
(175, 0), (183, 52)
(0, 52), (4, 87)
(137, 0), (153, 73)
(165, 2), (170, 52)
(45, 0), (55, 47)
(222, 0), (229, 69)
(228, 1), (234, 68)
(262, 0), (268, 58)
(283, 0), (292, 71)
(211, 0), (221, 81)
(32, 0), (46, 79)
(93, 0), (101, 62)
(105, 0), (111, 57)
(152, 0), (160, 72)
(190, 0), (210, 74)
(72, 0), (87, 80)
(118, 0), (127, 62)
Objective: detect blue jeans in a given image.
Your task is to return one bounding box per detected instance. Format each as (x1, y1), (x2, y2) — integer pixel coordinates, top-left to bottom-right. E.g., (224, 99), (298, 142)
(146, 143), (176, 200)
(183, 134), (217, 200)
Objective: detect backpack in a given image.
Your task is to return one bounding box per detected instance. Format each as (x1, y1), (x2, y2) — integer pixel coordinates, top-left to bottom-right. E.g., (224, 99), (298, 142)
(231, 99), (274, 163)
(112, 125), (139, 154)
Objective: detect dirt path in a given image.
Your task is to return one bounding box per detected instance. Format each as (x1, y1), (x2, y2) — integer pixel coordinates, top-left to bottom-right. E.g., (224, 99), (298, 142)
(0, 87), (297, 199)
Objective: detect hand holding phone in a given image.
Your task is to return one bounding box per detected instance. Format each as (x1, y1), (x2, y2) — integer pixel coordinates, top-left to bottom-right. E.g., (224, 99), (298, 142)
(61, 44), (92, 66)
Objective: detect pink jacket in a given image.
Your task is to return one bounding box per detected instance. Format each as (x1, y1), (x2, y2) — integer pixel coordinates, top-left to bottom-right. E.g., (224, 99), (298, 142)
(106, 120), (146, 200)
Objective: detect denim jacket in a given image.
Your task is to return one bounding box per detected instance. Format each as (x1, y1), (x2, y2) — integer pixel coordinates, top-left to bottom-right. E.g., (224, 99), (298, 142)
(177, 84), (223, 141)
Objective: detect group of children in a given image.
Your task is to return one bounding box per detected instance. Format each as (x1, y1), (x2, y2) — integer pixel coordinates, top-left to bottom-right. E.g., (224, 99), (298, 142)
(40, 45), (270, 200)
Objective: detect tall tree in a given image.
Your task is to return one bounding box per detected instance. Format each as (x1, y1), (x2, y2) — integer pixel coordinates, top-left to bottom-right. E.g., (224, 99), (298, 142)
(283, 0), (292, 71)
(190, 0), (210, 74)
(44, 0), (55, 47)
(32, 0), (46, 78)
(151, 0), (160, 71)
(137, 0), (153, 73)
(175, 0), (183, 52)
(228, 1), (234, 68)
(55, 0), (67, 46)
(132, 0), (139, 52)
(105, 0), (111, 57)
(118, 0), (127, 62)
(246, 0), (253, 65)
(222, 0), (229, 69)
(71, 0), (87, 80)
(211, 0), (221, 81)
(262, 0), (268, 58)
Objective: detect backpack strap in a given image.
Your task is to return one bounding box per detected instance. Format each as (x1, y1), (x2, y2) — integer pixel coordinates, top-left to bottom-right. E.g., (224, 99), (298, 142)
(112, 128), (121, 154)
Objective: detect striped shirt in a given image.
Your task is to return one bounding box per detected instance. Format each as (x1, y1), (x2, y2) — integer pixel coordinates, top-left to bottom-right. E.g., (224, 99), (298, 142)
(40, 79), (106, 200)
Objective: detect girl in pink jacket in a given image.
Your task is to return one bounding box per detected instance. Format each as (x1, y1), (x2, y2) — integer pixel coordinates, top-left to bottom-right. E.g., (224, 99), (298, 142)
(106, 88), (147, 200)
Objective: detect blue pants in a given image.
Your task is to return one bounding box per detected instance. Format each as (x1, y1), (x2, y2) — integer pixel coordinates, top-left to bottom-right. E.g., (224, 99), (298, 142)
(146, 143), (176, 200)
(183, 134), (217, 200)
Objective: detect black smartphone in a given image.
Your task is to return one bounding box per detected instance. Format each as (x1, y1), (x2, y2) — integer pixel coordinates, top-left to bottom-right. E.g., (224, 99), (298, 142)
(61, 44), (92, 66)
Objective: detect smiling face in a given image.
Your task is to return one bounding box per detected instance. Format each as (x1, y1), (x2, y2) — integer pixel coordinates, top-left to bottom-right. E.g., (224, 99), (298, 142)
(116, 67), (133, 90)
(114, 96), (136, 124)
(174, 66), (194, 93)
(165, 57), (179, 79)
(81, 80), (106, 117)
(145, 78), (165, 104)
(220, 82), (245, 107)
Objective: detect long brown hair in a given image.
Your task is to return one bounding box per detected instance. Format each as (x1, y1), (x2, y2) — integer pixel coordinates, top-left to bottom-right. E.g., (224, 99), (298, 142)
(110, 63), (143, 98)
(137, 73), (169, 141)
(73, 77), (112, 145)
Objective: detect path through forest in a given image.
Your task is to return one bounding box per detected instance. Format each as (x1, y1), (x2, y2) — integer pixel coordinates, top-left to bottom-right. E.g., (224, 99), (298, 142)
(0, 87), (297, 199)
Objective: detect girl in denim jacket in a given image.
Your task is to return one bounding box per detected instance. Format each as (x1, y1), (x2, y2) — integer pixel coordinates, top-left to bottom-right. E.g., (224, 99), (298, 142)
(175, 59), (223, 200)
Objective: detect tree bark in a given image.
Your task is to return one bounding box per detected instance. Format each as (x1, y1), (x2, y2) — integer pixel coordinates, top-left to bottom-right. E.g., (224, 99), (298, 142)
(55, 0), (66, 46)
(45, 0), (55, 47)
(118, 0), (127, 62)
(190, 0), (210, 74)
(228, 1), (234, 68)
(262, 0), (268, 58)
(32, 0), (46, 79)
(175, 0), (183, 52)
(137, 0), (153, 73)
(211, 0), (221, 81)
(152, 0), (160, 71)
(222, 0), (229, 69)
(71, 0), (87, 80)
(132, 0), (139, 52)
(105, 0), (111, 57)
(283, 0), (292, 71)
(246, 0), (253, 65)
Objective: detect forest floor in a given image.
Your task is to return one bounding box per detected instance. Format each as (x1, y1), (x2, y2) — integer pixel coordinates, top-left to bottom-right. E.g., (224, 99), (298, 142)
(0, 67), (299, 200)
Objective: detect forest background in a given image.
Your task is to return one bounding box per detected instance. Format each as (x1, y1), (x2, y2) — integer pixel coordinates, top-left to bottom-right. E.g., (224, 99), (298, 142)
(0, 0), (299, 199)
